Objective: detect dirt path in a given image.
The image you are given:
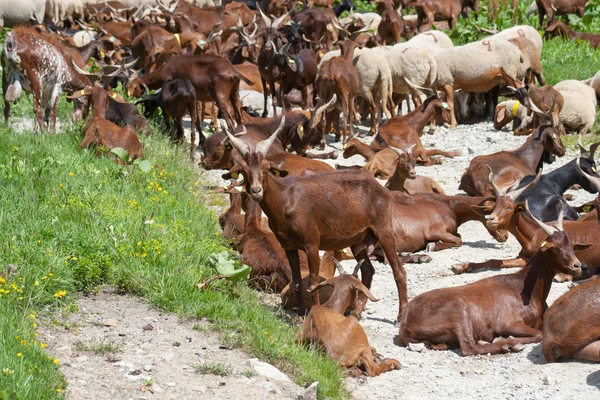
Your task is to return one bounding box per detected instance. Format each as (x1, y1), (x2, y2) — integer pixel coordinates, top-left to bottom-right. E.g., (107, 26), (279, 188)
(39, 288), (306, 400)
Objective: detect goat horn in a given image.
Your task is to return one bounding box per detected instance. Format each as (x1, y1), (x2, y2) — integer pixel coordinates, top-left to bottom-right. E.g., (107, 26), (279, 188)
(507, 169), (542, 200)
(557, 201), (564, 231)
(257, 7), (272, 26)
(524, 200), (558, 236)
(389, 146), (404, 156)
(256, 116), (285, 156)
(272, 9), (293, 30)
(331, 20), (348, 34)
(352, 259), (365, 277)
(221, 121), (251, 157)
(576, 157), (600, 192)
(302, 34), (324, 43)
(528, 97), (549, 116)
(142, 83), (150, 96)
(590, 140), (600, 162)
(269, 40), (278, 54)
(578, 132), (591, 159)
(310, 94), (337, 130)
(487, 165), (506, 197)
(332, 257), (347, 275)
(71, 59), (94, 76)
(407, 143), (416, 154)
(506, 86), (518, 92)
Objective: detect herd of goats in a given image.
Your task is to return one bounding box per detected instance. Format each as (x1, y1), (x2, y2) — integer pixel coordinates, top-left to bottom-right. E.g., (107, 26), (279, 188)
(2, 0), (600, 380)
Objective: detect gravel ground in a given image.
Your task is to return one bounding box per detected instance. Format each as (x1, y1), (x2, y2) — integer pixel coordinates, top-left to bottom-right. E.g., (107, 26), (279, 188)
(202, 118), (600, 400)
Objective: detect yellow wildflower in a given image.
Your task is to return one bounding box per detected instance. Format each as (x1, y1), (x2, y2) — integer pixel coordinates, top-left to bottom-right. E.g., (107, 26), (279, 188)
(53, 358), (59, 364)
(16, 353), (22, 357)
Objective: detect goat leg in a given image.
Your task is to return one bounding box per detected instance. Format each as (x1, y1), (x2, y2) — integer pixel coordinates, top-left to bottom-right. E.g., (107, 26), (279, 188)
(349, 246), (376, 319)
(452, 257), (527, 275)
(286, 250), (306, 316)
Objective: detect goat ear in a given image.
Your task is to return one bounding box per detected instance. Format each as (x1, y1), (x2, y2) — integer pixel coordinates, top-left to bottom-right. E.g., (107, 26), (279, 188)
(495, 106), (506, 124)
(351, 280), (379, 302)
(515, 202), (526, 213)
(66, 88), (92, 99)
(573, 243), (592, 251)
(269, 167), (288, 178)
(540, 241), (555, 252)
(222, 166), (242, 180)
(287, 58), (297, 72)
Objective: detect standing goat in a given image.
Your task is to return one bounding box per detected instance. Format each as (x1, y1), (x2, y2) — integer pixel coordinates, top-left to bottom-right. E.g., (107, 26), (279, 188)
(298, 259), (401, 376)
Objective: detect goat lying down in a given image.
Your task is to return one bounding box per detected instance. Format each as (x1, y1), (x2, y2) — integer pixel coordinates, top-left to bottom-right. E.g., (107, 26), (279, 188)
(399, 202), (590, 356)
(298, 259), (400, 376)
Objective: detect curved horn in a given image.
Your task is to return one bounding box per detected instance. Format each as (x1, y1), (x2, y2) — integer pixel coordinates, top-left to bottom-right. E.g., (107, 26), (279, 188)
(407, 143), (416, 154)
(487, 165), (506, 197)
(389, 146), (404, 156)
(258, 6), (272, 27)
(506, 86), (518, 92)
(352, 259), (365, 277)
(302, 33), (324, 43)
(590, 140), (600, 162)
(256, 116), (286, 156)
(71, 59), (94, 76)
(332, 257), (347, 275)
(221, 121), (251, 156)
(310, 94), (337, 129)
(576, 157), (600, 192)
(269, 40), (278, 54)
(507, 169), (542, 200)
(272, 9), (293, 30)
(578, 133), (591, 158)
(142, 83), (150, 95)
(524, 200), (558, 236)
(528, 96), (550, 116)
(556, 201), (564, 231)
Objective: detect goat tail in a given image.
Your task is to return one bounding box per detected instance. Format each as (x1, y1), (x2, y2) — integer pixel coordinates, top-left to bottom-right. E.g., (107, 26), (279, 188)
(237, 72), (254, 86)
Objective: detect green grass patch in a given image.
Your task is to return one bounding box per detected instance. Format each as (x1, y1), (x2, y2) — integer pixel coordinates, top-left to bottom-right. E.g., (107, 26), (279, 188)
(194, 362), (231, 377)
(0, 96), (345, 398)
(74, 341), (121, 355)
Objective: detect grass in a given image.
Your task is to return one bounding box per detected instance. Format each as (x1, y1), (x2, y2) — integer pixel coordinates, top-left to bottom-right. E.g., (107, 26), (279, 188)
(194, 362), (231, 377)
(0, 95), (346, 399)
(74, 341), (121, 355)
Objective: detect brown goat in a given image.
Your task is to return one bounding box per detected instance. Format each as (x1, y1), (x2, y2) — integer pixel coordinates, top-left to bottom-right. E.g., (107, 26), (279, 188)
(223, 118), (409, 321)
(406, 0), (478, 31)
(316, 40), (360, 143)
(509, 84), (564, 129)
(459, 125), (565, 197)
(544, 20), (600, 49)
(455, 165), (600, 277)
(534, 0), (587, 28)
(68, 87), (143, 162)
(125, 54), (252, 130)
(377, 0), (405, 45)
(400, 202), (589, 356)
(298, 259), (401, 376)
(385, 146), (445, 194)
(543, 279), (600, 362)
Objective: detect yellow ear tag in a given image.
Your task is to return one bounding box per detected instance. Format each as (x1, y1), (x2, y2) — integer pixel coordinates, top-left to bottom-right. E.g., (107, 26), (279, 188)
(230, 172), (239, 179)
(540, 241), (547, 248)
(100, 50), (105, 59)
(552, 134), (557, 139)
(583, 205), (591, 213)
(111, 93), (117, 99)
(299, 126), (303, 132)
(80, 90), (85, 95)
(174, 33), (181, 46)
(511, 101), (520, 117)
(593, 167), (597, 172)
(516, 205), (524, 212)
(127, 90), (132, 97)
(274, 170), (281, 178)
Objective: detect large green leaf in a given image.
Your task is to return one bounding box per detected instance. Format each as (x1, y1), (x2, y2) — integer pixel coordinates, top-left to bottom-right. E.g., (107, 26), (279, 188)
(208, 251), (251, 282)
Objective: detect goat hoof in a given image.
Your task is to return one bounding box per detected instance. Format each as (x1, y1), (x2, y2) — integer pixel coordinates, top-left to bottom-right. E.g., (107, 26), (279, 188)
(451, 264), (466, 275)
(511, 344), (526, 352)
(568, 282), (579, 290)
(501, 345), (511, 353)
(330, 150), (339, 159)
(425, 243), (435, 253)
(478, 340), (490, 345)
(492, 336), (503, 344)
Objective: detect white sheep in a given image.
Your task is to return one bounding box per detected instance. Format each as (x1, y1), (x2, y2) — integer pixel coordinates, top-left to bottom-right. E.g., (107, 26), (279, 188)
(339, 12), (382, 31)
(0, 0), (45, 28)
(554, 80), (597, 107)
(486, 25), (543, 53)
(494, 100), (532, 135)
(319, 47), (393, 135)
(402, 30), (454, 54)
(435, 39), (523, 128)
(582, 70), (600, 102)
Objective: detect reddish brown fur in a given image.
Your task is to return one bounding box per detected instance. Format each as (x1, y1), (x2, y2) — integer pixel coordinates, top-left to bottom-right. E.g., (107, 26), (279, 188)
(385, 151), (445, 194)
(545, 20), (600, 49)
(459, 126), (565, 197)
(400, 219), (586, 356)
(406, 0), (478, 31)
(543, 279), (600, 362)
(534, 0), (587, 28)
(298, 268), (401, 375)
(377, 0), (405, 45)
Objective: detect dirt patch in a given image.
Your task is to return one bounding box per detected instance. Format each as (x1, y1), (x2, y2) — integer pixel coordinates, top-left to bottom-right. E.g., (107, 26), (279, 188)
(39, 288), (305, 399)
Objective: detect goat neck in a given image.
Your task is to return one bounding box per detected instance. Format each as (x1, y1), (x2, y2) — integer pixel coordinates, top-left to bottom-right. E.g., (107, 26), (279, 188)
(243, 192), (264, 232)
(512, 132), (548, 173)
(544, 158), (595, 195)
(90, 87), (110, 119)
(320, 276), (360, 314)
(405, 98), (440, 133)
(343, 139), (377, 160)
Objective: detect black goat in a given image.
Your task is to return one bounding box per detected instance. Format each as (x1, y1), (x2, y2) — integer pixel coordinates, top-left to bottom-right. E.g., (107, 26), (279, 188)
(334, 0), (356, 17)
(272, 45), (318, 110)
(106, 97), (152, 135)
(515, 139), (600, 221)
(136, 79), (203, 159)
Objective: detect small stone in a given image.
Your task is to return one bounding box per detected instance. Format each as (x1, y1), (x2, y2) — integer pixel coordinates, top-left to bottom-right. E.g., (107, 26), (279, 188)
(166, 382), (176, 387)
(486, 137), (493, 143)
(106, 353), (122, 363)
(160, 352), (174, 361)
(105, 319), (118, 327)
(298, 382), (318, 400)
(408, 343), (426, 353)
(119, 333), (126, 337)
(366, 309), (376, 315)
(143, 365), (153, 372)
(248, 358), (290, 382)
(129, 369), (142, 376)
(172, 342), (181, 347)
(75, 355), (90, 363)
(542, 375), (551, 385)
(142, 324), (154, 331)
(468, 147), (474, 154)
